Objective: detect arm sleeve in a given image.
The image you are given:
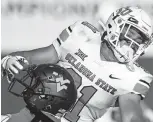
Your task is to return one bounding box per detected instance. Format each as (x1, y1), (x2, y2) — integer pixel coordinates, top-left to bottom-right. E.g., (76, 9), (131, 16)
(52, 25), (73, 59)
(132, 74), (153, 99)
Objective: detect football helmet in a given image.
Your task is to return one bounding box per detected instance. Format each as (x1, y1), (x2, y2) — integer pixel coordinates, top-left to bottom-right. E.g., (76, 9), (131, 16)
(102, 6), (153, 63)
(7, 64), (77, 115)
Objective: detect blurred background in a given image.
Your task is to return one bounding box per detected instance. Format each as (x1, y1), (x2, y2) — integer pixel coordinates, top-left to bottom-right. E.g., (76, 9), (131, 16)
(1, 0), (153, 121)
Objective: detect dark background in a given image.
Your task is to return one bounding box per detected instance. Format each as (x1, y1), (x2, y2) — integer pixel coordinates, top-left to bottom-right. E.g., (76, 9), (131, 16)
(1, 55), (153, 114)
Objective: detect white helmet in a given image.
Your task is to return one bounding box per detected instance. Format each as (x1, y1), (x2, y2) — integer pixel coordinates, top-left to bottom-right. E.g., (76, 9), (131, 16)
(104, 6), (153, 64)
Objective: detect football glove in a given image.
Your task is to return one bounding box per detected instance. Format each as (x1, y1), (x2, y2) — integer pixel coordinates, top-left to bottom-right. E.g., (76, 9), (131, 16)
(1, 55), (29, 83)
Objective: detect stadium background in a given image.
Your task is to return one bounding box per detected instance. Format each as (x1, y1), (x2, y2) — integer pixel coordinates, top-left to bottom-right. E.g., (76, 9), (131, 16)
(1, 0), (153, 121)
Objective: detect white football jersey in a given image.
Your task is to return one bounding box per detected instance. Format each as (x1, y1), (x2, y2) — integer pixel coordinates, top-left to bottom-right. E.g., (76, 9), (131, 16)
(52, 21), (153, 122)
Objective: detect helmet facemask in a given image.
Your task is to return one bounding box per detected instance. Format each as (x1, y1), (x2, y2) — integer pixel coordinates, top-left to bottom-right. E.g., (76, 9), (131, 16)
(113, 23), (151, 63)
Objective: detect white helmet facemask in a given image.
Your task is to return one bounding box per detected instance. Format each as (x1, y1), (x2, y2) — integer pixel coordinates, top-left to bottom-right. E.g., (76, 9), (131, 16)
(102, 7), (153, 64)
(113, 23), (151, 63)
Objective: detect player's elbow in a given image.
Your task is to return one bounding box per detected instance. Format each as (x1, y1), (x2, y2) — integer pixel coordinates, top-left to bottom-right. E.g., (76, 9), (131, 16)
(119, 93), (141, 102)
(119, 93), (144, 122)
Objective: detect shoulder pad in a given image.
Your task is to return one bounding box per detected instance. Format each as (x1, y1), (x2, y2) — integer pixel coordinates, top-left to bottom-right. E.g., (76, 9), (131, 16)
(56, 21), (101, 47)
(69, 21), (101, 43)
(71, 20), (99, 33)
(134, 63), (153, 87)
(81, 21), (99, 33)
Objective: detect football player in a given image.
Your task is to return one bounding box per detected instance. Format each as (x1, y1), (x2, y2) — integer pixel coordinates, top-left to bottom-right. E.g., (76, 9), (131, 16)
(2, 6), (153, 122)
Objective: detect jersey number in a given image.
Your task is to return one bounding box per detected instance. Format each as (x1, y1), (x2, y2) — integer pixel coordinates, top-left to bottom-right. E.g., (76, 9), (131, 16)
(64, 68), (97, 122)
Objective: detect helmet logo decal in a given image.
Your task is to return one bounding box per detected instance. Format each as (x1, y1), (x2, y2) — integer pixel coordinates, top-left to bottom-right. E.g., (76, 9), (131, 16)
(56, 77), (70, 92)
(113, 7), (132, 20)
(116, 7), (132, 16)
(52, 72), (71, 92)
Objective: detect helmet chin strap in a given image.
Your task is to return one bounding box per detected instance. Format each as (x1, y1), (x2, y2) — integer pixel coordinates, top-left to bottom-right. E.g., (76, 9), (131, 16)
(112, 46), (136, 71)
(115, 45), (134, 63)
(101, 31), (138, 70)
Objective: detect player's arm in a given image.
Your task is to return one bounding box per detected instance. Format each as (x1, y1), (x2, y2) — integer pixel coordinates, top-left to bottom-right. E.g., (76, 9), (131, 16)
(1, 107), (60, 122)
(10, 45), (59, 65)
(1, 22), (76, 76)
(119, 93), (145, 122)
(1, 108), (35, 122)
(8, 20), (80, 64)
(2, 20), (99, 76)
(10, 44), (60, 68)
(1, 44), (60, 81)
(119, 76), (153, 122)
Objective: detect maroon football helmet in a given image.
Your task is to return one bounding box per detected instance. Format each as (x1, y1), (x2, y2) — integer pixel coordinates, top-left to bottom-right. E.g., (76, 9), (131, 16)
(8, 64), (77, 115)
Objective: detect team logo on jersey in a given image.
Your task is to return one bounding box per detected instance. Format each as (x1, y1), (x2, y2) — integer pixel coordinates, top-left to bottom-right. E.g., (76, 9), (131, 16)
(75, 49), (88, 61)
(109, 74), (121, 80)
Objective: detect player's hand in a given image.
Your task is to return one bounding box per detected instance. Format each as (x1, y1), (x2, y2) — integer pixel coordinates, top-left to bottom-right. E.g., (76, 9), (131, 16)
(1, 55), (29, 83)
